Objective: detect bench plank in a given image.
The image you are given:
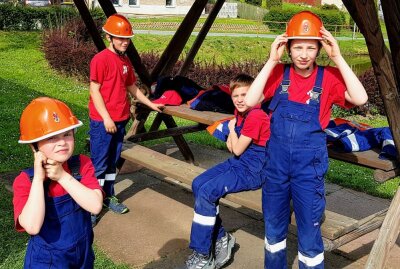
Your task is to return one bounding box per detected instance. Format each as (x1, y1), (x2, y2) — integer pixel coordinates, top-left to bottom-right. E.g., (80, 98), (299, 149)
(163, 104), (232, 125)
(328, 147), (396, 171)
(121, 143), (361, 242)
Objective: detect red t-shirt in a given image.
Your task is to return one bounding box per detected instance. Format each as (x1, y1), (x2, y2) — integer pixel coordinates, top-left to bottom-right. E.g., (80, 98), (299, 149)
(263, 64), (353, 129)
(89, 49), (136, 121)
(12, 155), (103, 232)
(236, 105), (270, 147)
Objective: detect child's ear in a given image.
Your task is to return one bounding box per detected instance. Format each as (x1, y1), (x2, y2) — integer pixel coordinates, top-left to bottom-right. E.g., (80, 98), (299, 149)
(29, 143), (39, 153)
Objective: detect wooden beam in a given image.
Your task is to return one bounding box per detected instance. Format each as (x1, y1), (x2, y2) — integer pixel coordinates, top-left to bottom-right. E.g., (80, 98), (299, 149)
(342, 0), (400, 162)
(150, 0), (209, 79)
(97, 0), (152, 86)
(73, 0), (106, 52)
(381, 0), (400, 91)
(342, 1), (400, 268)
(179, 0), (226, 76)
(365, 187), (400, 269)
(126, 124), (206, 143)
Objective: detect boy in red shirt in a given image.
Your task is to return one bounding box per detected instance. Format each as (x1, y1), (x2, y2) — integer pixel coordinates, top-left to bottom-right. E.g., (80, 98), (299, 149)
(89, 14), (163, 223)
(13, 97), (103, 268)
(245, 11), (368, 269)
(179, 74), (270, 269)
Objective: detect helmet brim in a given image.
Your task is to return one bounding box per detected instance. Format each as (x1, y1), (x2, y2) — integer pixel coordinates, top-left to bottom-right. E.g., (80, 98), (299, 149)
(18, 121), (83, 144)
(103, 28), (134, 38)
(287, 36), (323, 40)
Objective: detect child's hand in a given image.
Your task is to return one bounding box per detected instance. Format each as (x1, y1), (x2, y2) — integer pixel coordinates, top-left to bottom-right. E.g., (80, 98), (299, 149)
(32, 149), (47, 182)
(270, 34), (288, 63)
(226, 135), (233, 153)
(228, 118), (236, 132)
(320, 27), (341, 60)
(44, 159), (67, 182)
(104, 117), (117, 133)
(150, 103), (164, 113)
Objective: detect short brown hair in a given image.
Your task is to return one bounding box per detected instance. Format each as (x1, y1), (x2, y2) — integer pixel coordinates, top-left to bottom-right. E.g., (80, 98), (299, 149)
(229, 74), (254, 92)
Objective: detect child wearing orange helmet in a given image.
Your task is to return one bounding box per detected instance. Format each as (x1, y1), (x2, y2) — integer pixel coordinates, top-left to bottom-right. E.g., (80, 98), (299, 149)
(13, 97), (104, 268)
(88, 14), (163, 223)
(245, 11), (368, 269)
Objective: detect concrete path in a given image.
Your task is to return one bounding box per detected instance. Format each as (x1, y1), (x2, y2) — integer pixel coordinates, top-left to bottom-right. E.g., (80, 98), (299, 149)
(94, 143), (400, 269)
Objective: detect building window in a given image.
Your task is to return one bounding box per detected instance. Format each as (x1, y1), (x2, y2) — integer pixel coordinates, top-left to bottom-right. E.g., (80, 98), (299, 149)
(166, 0), (175, 7)
(111, 0), (120, 6)
(129, 0), (138, 6)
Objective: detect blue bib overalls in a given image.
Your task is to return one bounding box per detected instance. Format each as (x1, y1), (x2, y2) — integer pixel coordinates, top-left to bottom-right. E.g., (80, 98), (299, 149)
(263, 65), (327, 269)
(23, 157), (95, 268)
(189, 109), (268, 255)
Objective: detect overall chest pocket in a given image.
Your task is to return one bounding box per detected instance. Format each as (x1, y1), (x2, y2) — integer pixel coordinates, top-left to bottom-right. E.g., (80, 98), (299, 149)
(279, 104), (315, 123)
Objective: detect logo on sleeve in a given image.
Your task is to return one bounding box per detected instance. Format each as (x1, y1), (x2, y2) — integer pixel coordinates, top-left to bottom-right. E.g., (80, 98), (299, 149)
(123, 65), (128, 75)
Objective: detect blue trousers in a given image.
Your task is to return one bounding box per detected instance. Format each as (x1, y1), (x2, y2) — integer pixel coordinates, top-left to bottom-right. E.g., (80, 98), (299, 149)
(190, 144), (267, 255)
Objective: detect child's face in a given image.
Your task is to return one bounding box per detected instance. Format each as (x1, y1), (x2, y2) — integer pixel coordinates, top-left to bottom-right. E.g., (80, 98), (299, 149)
(289, 39), (319, 71)
(108, 36), (131, 53)
(231, 86), (250, 113)
(37, 130), (74, 163)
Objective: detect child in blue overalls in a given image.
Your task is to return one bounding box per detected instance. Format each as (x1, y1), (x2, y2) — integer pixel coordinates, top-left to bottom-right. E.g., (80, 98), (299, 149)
(179, 74), (271, 269)
(245, 11), (368, 269)
(13, 97), (104, 268)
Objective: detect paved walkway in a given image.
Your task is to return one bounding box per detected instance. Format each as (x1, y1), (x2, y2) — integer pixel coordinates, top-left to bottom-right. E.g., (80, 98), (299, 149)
(94, 142), (400, 269)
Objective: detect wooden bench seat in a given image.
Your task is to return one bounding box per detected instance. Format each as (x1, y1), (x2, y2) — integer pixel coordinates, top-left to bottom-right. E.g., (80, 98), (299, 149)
(161, 105), (399, 182)
(121, 142), (387, 251)
(121, 104), (394, 251)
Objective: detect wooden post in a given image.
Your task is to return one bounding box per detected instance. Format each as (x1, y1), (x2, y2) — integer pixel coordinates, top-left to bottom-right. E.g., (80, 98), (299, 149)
(178, 0), (226, 76)
(365, 186), (400, 269)
(342, 1), (400, 268)
(381, 0), (400, 91)
(150, 0), (209, 79)
(73, 0), (106, 52)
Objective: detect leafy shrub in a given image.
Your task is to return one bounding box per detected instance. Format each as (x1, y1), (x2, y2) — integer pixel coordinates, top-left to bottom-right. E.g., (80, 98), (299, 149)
(357, 68), (385, 115)
(0, 4), (76, 30)
(43, 17), (102, 81)
(264, 6), (346, 32)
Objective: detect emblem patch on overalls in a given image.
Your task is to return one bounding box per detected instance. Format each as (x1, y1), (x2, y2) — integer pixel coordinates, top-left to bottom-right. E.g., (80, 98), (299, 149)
(53, 112), (60, 123)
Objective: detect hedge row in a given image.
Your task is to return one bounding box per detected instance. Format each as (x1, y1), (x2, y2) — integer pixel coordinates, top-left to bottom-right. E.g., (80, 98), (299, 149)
(0, 4), (106, 31)
(264, 7), (346, 32)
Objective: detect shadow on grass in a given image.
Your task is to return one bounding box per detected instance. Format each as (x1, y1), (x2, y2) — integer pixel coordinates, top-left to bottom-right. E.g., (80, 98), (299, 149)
(0, 183), (28, 268)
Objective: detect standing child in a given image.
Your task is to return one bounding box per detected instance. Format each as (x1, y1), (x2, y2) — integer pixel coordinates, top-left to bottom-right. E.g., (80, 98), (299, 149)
(179, 74), (270, 269)
(245, 11), (368, 269)
(89, 14), (163, 222)
(13, 97), (104, 268)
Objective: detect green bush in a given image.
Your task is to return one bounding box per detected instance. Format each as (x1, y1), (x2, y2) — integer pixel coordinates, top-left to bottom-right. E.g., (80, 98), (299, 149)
(264, 6), (346, 32)
(0, 4), (76, 30)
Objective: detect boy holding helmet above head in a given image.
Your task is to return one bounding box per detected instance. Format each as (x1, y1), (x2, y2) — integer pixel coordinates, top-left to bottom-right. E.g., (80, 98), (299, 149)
(245, 11), (368, 269)
(13, 97), (104, 268)
(89, 14), (163, 223)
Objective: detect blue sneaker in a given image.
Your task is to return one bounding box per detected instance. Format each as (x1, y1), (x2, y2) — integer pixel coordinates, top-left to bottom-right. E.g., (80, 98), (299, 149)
(103, 196), (129, 214)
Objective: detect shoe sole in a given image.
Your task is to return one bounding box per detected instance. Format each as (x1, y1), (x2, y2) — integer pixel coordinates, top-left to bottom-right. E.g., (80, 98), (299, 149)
(215, 235), (236, 269)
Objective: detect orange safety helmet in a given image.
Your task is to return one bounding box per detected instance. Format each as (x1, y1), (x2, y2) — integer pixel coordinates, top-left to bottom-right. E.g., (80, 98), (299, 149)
(19, 97), (82, 144)
(286, 11), (323, 40)
(102, 14), (134, 38)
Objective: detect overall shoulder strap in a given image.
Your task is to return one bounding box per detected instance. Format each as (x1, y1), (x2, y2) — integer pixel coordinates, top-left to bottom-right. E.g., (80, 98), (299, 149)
(309, 66), (325, 105)
(268, 64), (291, 112)
(67, 155), (82, 181)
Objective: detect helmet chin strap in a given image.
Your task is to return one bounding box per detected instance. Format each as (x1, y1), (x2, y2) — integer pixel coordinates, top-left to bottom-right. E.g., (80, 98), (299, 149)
(110, 36), (125, 56)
